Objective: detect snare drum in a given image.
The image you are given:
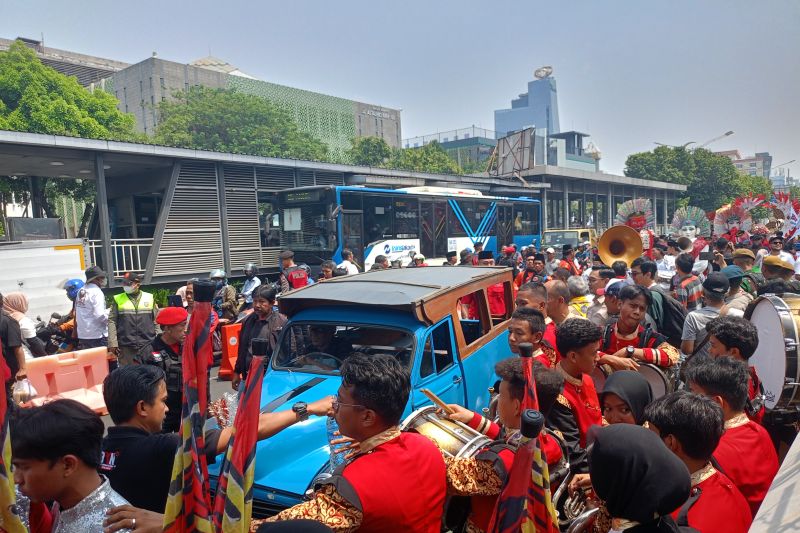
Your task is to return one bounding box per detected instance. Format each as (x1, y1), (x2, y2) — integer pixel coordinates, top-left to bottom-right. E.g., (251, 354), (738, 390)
(590, 365), (609, 392)
(745, 294), (800, 410)
(400, 406), (492, 458)
(639, 363), (673, 399)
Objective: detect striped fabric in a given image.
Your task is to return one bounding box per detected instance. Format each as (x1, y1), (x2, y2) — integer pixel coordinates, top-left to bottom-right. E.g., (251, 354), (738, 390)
(212, 355), (266, 532)
(488, 353), (559, 533)
(163, 299), (215, 533)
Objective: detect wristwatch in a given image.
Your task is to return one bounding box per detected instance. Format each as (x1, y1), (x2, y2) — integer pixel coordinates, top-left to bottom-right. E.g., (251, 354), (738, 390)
(626, 346), (635, 358)
(292, 401), (309, 421)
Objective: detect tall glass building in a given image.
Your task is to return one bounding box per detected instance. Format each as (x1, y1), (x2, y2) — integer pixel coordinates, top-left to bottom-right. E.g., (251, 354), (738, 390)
(494, 76), (560, 137)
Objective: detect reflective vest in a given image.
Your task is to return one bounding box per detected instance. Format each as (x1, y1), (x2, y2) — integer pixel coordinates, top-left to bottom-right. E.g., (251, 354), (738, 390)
(113, 291), (156, 347)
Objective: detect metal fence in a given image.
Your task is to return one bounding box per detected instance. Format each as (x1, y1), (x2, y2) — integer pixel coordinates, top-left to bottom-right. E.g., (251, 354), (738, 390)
(88, 239), (152, 277)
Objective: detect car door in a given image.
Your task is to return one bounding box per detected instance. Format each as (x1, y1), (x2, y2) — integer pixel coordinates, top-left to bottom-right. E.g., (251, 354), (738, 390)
(411, 317), (466, 409)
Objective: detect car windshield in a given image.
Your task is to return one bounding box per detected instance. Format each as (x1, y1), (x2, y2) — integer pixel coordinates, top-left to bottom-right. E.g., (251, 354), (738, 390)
(272, 323), (415, 373)
(542, 231), (579, 247)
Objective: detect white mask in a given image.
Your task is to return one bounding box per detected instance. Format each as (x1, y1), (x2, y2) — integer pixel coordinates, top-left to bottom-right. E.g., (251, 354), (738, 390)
(123, 285), (135, 294)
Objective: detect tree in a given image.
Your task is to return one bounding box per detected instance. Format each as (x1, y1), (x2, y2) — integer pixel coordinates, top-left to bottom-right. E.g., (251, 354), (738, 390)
(624, 146), (742, 212)
(386, 141), (462, 175)
(154, 86), (329, 161)
(347, 136), (392, 166)
(0, 40), (139, 227)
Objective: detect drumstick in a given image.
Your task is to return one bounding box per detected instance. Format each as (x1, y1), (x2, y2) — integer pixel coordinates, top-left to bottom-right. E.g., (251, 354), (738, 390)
(420, 388), (455, 414)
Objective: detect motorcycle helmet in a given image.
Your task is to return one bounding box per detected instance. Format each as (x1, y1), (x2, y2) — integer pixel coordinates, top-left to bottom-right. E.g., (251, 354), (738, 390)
(244, 263), (258, 276)
(209, 268), (226, 280)
(64, 278), (85, 301)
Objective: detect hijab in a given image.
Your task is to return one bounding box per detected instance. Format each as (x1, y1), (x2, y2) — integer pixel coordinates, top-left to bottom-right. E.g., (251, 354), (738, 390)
(600, 370), (653, 425)
(2, 292), (28, 323)
(590, 424), (690, 526)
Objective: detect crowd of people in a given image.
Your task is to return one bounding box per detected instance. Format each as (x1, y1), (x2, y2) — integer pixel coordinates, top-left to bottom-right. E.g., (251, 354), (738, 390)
(2, 226), (798, 533)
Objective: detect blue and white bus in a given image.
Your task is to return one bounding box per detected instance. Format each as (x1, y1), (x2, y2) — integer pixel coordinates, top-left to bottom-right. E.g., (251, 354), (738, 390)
(270, 185), (541, 270)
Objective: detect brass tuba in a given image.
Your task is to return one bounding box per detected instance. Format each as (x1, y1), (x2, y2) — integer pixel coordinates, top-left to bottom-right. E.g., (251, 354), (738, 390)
(598, 225), (644, 267)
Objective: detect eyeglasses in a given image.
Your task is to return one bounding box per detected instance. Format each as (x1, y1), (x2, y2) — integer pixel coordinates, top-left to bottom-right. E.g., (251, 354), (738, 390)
(332, 395), (366, 412)
(630, 270), (642, 276)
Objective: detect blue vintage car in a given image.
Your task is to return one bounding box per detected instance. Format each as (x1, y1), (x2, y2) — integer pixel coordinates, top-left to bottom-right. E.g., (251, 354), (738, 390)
(210, 266), (515, 517)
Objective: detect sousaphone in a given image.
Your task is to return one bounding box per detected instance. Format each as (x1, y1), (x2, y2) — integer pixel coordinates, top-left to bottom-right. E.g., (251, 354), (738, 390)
(598, 225), (643, 267)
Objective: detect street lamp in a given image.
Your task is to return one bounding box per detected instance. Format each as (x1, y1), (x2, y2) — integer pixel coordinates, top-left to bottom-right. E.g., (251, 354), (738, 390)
(654, 130), (734, 151)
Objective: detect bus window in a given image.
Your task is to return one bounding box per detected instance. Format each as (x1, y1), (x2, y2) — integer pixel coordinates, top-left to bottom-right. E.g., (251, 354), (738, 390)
(447, 200), (469, 237)
(281, 202), (330, 250)
(394, 199), (419, 239)
(258, 195), (281, 248)
(516, 204), (540, 237)
(364, 196), (393, 244)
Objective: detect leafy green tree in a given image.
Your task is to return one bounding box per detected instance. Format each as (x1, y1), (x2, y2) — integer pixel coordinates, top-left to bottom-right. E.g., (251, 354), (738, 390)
(387, 141), (462, 175)
(624, 146), (742, 212)
(347, 136), (392, 166)
(154, 86), (329, 161)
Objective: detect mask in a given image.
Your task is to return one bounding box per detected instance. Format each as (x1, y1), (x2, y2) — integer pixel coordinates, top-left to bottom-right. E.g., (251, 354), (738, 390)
(123, 285), (135, 294)
(215, 281), (224, 290)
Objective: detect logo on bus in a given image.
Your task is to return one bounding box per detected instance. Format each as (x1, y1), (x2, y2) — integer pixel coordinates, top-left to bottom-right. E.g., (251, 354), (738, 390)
(384, 244), (391, 254)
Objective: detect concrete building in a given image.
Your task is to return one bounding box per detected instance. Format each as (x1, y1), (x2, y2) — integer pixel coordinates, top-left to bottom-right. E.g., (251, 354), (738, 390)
(404, 126), (497, 168)
(494, 74), (560, 137)
(101, 56), (402, 162)
(716, 149), (773, 178)
(0, 36), (128, 87)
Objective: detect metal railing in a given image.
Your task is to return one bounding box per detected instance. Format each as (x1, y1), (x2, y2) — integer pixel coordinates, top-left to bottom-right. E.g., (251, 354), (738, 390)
(88, 239), (153, 277)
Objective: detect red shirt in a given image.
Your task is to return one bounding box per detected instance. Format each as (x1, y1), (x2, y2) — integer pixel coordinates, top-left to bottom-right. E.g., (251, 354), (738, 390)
(487, 283), (506, 317)
(542, 322), (558, 353)
(559, 371), (602, 447)
(559, 258), (581, 276)
(748, 367), (765, 424)
(342, 432), (446, 532)
(600, 324), (678, 368)
(712, 415), (779, 516)
(671, 466), (751, 533)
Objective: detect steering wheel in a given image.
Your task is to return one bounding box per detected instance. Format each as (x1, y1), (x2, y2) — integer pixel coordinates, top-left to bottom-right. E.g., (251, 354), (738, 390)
(286, 351), (344, 369)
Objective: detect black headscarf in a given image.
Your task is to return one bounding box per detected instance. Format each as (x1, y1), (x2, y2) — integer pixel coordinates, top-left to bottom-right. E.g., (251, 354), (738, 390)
(600, 370), (653, 425)
(589, 424), (690, 525)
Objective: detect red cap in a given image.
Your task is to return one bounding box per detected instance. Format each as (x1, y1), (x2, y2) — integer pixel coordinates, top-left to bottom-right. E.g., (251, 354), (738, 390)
(503, 246), (515, 254)
(156, 306), (188, 326)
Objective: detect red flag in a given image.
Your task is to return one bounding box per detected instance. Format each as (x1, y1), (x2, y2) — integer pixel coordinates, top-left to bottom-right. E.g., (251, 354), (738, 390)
(212, 355), (266, 532)
(488, 344), (559, 533)
(163, 283), (216, 533)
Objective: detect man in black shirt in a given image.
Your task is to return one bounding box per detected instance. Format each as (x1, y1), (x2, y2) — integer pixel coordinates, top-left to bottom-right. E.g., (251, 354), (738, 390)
(1, 292), (25, 403)
(233, 285), (287, 389)
(100, 365), (332, 514)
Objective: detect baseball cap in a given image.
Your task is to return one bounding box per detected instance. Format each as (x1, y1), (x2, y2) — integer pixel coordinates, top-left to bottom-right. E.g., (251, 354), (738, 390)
(546, 247), (555, 254)
(720, 265), (744, 280)
(732, 248), (755, 260)
(119, 272), (144, 285)
(702, 272), (730, 295)
(503, 246), (515, 254)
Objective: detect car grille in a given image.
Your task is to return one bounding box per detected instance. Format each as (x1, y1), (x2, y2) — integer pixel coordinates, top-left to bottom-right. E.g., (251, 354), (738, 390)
(252, 498), (288, 518)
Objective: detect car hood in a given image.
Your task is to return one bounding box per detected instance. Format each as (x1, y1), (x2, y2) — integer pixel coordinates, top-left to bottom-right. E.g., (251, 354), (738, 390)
(211, 371), (340, 499)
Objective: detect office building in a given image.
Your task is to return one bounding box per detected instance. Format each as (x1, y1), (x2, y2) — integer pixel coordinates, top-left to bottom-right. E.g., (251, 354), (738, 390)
(716, 150), (773, 178)
(403, 126), (497, 168)
(494, 72), (560, 137)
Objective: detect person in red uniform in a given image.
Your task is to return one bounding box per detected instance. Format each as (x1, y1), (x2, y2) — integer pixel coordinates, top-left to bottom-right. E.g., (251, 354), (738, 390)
(686, 357), (779, 517)
(558, 244), (582, 276)
(442, 358), (565, 533)
(507, 307), (558, 368)
(461, 251), (508, 319)
(645, 390), (752, 533)
(705, 315), (764, 424)
(514, 253), (548, 290)
(257, 353), (446, 532)
(547, 318), (603, 473)
(598, 284), (680, 371)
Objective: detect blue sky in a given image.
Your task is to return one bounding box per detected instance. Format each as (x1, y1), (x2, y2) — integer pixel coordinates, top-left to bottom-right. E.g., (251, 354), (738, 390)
(2, 0), (798, 178)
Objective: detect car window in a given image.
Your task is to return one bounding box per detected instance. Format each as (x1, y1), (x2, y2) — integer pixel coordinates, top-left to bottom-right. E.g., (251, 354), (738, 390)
(420, 320), (456, 378)
(272, 323), (414, 373)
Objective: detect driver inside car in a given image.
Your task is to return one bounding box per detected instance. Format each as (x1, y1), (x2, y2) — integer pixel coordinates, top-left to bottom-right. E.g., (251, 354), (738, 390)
(296, 325), (354, 370)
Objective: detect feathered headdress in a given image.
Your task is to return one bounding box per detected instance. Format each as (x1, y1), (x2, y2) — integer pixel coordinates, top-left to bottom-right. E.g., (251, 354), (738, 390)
(768, 192), (800, 220)
(733, 193), (765, 213)
(670, 206), (711, 237)
(713, 205), (752, 236)
(615, 198), (654, 230)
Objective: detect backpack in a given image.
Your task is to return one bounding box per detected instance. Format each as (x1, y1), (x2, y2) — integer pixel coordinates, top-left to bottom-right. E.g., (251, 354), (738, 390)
(284, 265), (309, 289)
(648, 289), (687, 349)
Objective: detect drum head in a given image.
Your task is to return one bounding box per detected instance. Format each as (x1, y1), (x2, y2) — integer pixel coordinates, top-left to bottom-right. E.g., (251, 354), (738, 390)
(590, 366), (607, 393)
(638, 363), (669, 399)
(747, 297), (791, 410)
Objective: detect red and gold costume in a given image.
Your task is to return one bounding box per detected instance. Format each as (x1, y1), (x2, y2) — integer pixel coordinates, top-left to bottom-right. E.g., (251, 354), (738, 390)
(670, 462), (751, 533)
(712, 413), (779, 517)
(747, 367), (765, 424)
(532, 343), (559, 369)
(445, 413), (564, 533)
(547, 364), (602, 473)
(559, 258), (582, 276)
(601, 324), (679, 368)
(255, 427), (446, 532)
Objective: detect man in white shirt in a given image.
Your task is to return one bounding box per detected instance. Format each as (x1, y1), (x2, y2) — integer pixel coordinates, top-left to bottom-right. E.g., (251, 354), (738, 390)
(75, 266), (109, 350)
(337, 249), (360, 275)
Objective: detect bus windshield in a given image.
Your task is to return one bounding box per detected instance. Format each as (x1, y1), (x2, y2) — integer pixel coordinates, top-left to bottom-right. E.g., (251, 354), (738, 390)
(280, 192), (335, 251)
(542, 230), (579, 247)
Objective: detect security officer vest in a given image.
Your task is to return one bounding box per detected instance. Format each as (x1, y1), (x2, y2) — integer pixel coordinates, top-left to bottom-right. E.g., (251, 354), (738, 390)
(113, 291), (156, 347)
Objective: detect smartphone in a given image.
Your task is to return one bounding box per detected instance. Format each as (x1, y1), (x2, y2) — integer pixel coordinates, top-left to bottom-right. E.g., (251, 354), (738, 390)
(167, 295), (184, 308)
(699, 252), (714, 261)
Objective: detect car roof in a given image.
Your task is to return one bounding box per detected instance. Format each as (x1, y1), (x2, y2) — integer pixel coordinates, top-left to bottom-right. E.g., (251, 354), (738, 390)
(278, 266), (512, 324)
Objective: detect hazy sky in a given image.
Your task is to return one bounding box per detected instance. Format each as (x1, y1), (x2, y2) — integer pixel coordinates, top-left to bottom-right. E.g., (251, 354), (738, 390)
(2, 0), (799, 177)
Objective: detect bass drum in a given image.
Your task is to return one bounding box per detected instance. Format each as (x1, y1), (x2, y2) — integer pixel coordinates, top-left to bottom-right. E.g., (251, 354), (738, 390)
(639, 363), (673, 399)
(400, 405), (492, 458)
(590, 365), (609, 392)
(745, 294), (800, 410)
